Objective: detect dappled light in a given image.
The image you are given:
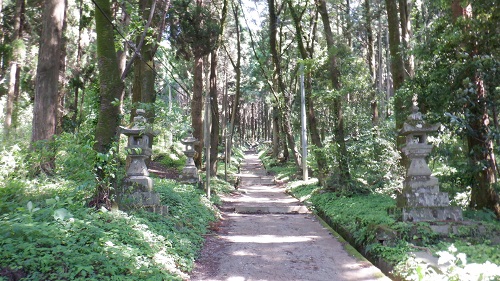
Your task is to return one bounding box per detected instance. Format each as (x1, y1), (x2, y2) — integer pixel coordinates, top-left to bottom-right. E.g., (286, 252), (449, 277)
(1, 0), (499, 279)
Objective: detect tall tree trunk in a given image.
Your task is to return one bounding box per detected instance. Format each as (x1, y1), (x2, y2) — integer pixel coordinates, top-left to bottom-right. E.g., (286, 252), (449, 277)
(32, 0), (65, 173)
(192, 56), (204, 169)
(268, 0), (301, 169)
(364, 0), (379, 128)
(209, 50), (220, 176)
(272, 106), (280, 158)
(451, 0), (499, 217)
(227, 0), (242, 163)
(316, 0), (351, 185)
(3, 0), (24, 140)
(131, 0), (157, 126)
(399, 0), (414, 77)
(94, 0), (124, 154)
(57, 0), (68, 134)
(208, 0), (227, 176)
(385, 0), (407, 165)
(72, 0), (84, 130)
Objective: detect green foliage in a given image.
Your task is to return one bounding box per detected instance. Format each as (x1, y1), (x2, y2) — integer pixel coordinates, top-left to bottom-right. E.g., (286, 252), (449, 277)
(154, 143), (186, 173)
(395, 244), (500, 281)
(0, 177), (218, 280)
(288, 179), (500, 279)
(260, 154), (297, 181)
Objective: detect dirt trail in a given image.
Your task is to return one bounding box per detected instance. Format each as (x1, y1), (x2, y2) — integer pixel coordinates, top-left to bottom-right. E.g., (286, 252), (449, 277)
(189, 151), (390, 281)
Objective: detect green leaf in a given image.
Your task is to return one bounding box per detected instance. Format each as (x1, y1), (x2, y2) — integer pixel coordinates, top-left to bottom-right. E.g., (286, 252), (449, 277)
(54, 208), (73, 221)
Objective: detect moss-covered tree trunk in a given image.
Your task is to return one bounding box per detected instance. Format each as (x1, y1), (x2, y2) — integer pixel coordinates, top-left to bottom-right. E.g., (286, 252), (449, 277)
(93, 0), (124, 154)
(31, 0), (65, 173)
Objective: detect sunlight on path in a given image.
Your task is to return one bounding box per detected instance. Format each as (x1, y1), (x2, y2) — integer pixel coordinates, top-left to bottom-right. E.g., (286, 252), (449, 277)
(190, 150), (390, 281)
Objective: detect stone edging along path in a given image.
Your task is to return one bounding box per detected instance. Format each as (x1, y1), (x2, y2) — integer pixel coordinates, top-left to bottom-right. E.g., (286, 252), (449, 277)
(190, 151), (391, 281)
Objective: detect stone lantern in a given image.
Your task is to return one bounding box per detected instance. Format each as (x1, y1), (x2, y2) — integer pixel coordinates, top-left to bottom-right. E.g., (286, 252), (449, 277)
(179, 130), (200, 184)
(118, 109), (163, 212)
(398, 102), (462, 222)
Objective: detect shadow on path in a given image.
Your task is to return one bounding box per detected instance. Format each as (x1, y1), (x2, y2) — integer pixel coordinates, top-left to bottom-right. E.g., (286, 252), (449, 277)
(190, 151), (390, 281)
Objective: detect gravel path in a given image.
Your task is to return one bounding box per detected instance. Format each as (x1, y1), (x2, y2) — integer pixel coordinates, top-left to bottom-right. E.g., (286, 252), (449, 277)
(189, 151), (391, 281)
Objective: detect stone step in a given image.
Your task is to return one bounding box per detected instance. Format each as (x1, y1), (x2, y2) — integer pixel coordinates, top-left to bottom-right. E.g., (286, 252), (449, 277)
(233, 205), (310, 214)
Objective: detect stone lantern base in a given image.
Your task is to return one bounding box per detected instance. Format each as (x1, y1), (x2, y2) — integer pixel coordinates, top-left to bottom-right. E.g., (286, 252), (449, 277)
(179, 166), (200, 184)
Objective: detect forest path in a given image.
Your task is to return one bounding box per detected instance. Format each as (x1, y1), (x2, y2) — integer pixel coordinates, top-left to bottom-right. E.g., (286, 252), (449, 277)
(189, 150), (390, 281)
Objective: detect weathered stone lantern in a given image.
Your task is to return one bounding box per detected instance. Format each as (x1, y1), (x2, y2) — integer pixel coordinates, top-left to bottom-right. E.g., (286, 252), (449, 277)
(398, 102), (462, 222)
(118, 109), (164, 212)
(179, 130), (200, 184)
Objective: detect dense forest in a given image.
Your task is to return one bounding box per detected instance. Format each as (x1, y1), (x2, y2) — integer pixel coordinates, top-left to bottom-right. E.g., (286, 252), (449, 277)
(0, 0), (499, 279)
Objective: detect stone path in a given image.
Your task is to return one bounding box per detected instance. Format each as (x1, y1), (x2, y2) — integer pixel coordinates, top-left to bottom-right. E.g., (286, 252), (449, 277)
(190, 151), (391, 281)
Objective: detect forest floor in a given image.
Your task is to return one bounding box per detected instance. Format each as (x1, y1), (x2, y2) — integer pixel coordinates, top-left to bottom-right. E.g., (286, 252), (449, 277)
(188, 151), (391, 281)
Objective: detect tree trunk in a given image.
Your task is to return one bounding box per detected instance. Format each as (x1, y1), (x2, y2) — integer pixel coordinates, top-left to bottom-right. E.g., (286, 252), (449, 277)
(316, 0), (351, 185)
(209, 50), (220, 176)
(451, 0), (500, 217)
(269, 0), (301, 169)
(32, 0), (65, 173)
(192, 56), (204, 169)
(227, 0), (242, 163)
(3, 0), (24, 140)
(399, 0), (414, 77)
(72, 0), (84, 130)
(364, 0), (379, 128)
(93, 0), (124, 154)
(287, 0), (327, 184)
(385, 0), (407, 165)
(272, 106), (280, 158)
(56, 0), (68, 134)
(208, 0), (227, 176)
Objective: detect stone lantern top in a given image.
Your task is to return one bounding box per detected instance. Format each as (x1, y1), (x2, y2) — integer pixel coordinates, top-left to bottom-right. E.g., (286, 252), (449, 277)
(120, 109), (154, 135)
(181, 130), (199, 148)
(400, 101), (440, 145)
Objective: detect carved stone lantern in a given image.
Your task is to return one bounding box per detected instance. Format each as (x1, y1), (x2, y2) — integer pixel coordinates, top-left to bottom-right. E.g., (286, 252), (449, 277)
(179, 130), (200, 184)
(398, 102), (462, 222)
(120, 109), (155, 191)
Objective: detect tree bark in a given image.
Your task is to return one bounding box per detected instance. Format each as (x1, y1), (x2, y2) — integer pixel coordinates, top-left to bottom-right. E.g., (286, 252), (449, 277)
(287, 0), (327, 185)
(385, 0), (407, 166)
(192, 56), (204, 168)
(32, 0), (65, 173)
(268, 0), (301, 169)
(451, 0), (500, 217)
(209, 50), (220, 176)
(364, 0), (379, 128)
(93, 0), (125, 154)
(3, 0), (24, 140)
(399, 0), (414, 77)
(56, 0), (68, 134)
(316, 0), (351, 185)
(227, 0), (241, 164)
(208, 0), (227, 176)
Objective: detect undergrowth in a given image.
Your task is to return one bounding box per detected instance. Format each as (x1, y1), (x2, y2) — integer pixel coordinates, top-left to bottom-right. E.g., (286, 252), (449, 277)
(0, 133), (223, 280)
(287, 182), (500, 280)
